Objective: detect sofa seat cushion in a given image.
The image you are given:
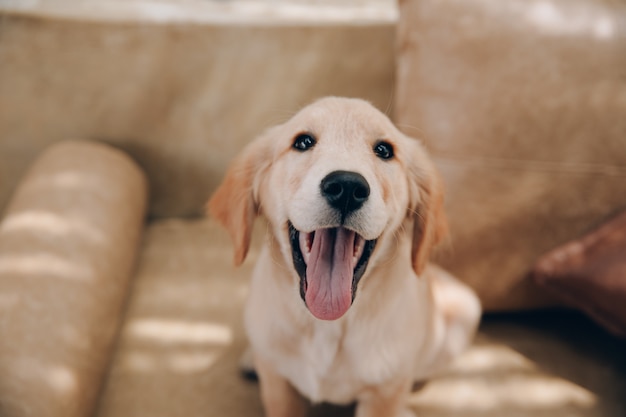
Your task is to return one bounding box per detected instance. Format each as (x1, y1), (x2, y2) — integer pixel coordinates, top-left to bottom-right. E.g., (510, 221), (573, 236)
(96, 218), (626, 417)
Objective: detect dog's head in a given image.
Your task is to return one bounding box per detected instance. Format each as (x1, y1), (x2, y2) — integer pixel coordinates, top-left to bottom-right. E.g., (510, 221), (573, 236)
(209, 97), (447, 321)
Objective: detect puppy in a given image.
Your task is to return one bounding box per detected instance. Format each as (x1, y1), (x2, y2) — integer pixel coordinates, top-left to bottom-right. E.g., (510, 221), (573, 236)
(209, 97), (481, 417)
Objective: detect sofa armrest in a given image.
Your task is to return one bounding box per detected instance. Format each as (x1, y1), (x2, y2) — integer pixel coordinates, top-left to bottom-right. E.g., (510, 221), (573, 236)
(0, 140), (147, 417)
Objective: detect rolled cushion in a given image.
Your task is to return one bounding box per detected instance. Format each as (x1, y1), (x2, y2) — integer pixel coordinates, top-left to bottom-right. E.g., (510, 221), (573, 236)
(532, 211), (626, 337)
(0, 140), (147, 417)
(395, 0), (626, 310)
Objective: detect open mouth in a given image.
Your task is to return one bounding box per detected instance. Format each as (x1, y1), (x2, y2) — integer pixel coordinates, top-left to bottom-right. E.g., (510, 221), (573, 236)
(289, 222), (376, 321)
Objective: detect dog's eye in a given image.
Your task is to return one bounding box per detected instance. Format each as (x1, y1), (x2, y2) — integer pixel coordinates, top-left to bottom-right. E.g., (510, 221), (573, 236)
(293, 134), (316, 152)
(373, 141), (394, 160)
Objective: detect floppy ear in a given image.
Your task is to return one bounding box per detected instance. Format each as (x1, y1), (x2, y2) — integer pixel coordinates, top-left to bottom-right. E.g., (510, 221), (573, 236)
(407, 140), (448, 275)
(207, 131), (273, 266)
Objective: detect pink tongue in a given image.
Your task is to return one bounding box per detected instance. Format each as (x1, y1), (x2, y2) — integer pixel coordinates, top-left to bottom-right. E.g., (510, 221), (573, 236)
(305, 228), (356, 320)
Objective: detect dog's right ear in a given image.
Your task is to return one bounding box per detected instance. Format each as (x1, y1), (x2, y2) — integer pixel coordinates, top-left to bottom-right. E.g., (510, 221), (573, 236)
(406, 138), (449, 276)
(207, 129), (274, 266)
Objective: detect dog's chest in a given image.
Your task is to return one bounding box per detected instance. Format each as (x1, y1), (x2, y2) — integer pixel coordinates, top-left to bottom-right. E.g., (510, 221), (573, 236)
(273, 319), (407, 405)
(280, 323), (359, 403)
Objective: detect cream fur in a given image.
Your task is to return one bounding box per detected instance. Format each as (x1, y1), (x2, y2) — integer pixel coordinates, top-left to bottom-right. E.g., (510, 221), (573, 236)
(209, 97), (481, 417)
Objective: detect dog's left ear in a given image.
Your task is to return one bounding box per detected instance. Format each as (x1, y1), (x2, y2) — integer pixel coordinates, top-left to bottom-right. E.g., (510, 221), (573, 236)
(407, 139), (448, 275)
(207, 129), (274, 266)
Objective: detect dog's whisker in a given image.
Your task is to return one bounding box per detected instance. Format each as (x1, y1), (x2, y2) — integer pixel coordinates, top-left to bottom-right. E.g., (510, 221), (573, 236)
(383, 90), (395, 118)
(395, 122), (426, 138)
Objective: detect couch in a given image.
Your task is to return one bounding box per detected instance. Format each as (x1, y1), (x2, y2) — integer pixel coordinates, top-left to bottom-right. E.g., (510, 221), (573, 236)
(0, 1), (624, 416)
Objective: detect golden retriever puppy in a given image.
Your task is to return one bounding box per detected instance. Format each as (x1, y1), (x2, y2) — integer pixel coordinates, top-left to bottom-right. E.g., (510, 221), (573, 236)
(209, 97), (481, 417)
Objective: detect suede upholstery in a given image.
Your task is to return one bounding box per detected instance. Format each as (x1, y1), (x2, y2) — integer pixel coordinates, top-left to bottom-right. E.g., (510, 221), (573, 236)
(395, 0), (626, 311)
(0, 1), (625, 416)
(0, 10), (394, 219)
(0, 141), (148, 417)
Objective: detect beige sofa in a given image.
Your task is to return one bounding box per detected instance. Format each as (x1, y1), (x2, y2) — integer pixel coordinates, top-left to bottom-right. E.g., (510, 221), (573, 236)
(0, 1), (624, 416)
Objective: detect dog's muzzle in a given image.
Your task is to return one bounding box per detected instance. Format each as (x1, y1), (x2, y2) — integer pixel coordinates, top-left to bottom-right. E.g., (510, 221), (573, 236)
(287, 170), (377, 320)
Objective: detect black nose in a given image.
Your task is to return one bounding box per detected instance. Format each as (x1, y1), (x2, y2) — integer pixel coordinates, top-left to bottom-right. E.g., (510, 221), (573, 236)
(320, 170), (370, 216)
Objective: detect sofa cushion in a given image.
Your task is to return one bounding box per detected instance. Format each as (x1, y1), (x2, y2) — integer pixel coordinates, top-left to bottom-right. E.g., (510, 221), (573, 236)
(0, 140), (147, 417)
(395, 0), (626, 310)
(532, 211), (626, 337)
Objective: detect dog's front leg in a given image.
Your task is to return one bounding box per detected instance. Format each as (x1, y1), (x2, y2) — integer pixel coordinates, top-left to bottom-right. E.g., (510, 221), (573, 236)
(255, 355), (307, 417)
(355, 379), (415, 417)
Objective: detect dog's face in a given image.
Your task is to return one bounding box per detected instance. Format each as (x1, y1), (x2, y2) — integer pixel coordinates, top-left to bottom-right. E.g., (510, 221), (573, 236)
(209, 97), (446, 321)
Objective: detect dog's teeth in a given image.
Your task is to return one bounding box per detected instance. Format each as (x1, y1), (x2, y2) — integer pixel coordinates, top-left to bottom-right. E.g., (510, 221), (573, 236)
(353, 235), (365, 263)
(299, 231), (312, 265)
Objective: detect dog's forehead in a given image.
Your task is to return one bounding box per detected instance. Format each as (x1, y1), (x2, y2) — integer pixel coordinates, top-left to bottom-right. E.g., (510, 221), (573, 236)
(288, 98), (395, 140)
